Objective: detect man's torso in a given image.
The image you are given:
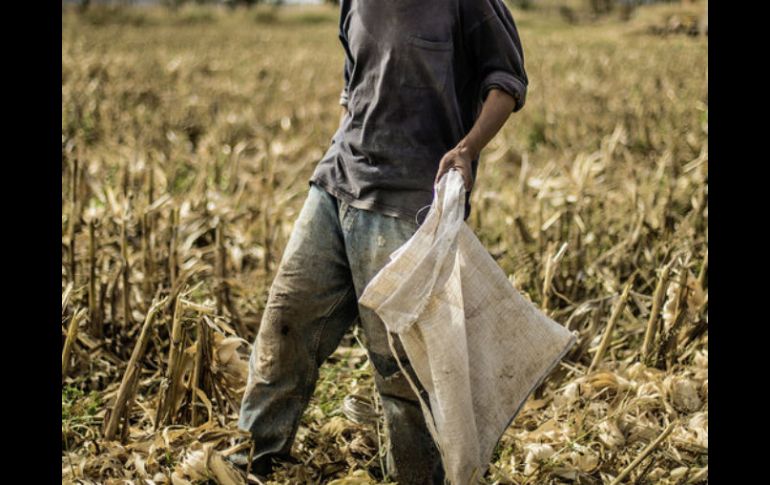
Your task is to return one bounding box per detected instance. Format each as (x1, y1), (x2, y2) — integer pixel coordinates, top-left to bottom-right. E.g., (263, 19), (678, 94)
(310, 0), (479, 223)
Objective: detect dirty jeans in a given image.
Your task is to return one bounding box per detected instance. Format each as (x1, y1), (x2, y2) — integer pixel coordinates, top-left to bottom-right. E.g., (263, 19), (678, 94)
(238, 182), (445, 484)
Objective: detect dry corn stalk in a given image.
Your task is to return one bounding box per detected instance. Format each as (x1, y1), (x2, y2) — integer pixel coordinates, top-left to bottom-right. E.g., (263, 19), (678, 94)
(568, 299), (604, 363)
(62, 308), (87, 379)
(514, 216), (535, 245)
(141, 211), (154, 297)
(103, 295), (167, 441)
(169, 206), (179, 288)
(68, 157), (79, 284)
(157, 294), (185, 428)
(146, 156), (155, 206)
(158, 295), (216, 427)
(658, 262), (691, 369)
(62, 281), (73, 316)
(106, 259), (123, 326)
(215, 222), (226, 316)
(588, 282), (632, 374)
(120, 214), (132, 326)
(542, 241), (568, 313)
(191, 317), (212, 426)
(122, 159), (130, 199)
(87, 216), (101, 337)
(537, 196), (545, 257)
(608, 420), (677, 485)
(641, 261), (672, 364)
(215, 222), (246, 337)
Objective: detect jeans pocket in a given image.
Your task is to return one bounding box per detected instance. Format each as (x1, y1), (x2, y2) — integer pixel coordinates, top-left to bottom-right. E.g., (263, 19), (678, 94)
(341, 202), (361, 233)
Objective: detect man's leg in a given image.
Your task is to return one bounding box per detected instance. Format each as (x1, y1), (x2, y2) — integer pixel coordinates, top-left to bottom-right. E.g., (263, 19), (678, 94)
(238, 183), (359, 462)
(342, 205), (446, 485)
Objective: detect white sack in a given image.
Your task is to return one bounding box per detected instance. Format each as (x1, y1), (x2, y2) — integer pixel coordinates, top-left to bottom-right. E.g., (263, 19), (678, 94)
(359, 169), (578, 484)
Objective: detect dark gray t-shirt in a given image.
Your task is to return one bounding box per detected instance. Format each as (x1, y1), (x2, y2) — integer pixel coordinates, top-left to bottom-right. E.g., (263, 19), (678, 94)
(309, 0), (528, 224)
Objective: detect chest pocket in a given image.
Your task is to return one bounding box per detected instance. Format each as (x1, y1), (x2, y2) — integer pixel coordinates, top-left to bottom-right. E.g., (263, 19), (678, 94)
(399, 35), (453, 92)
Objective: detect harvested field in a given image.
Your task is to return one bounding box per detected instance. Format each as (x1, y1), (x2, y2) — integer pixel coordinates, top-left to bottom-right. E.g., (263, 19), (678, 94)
(62, 2), (707, 484)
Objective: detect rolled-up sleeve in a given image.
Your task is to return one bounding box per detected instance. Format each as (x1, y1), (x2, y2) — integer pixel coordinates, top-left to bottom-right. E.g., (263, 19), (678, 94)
(463, 0), (528, 112)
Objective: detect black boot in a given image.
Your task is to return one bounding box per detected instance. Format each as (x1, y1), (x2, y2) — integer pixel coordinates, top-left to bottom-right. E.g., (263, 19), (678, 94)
(225, 450), (274, 478)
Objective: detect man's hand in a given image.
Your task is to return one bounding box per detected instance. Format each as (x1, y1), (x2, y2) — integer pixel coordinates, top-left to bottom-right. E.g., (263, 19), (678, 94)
(435, 141), (478, 192)
(434, 88), (518, 193)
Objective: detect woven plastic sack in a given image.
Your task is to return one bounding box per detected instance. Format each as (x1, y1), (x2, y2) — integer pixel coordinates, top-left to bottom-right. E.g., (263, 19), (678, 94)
(359, 169), (577, 484)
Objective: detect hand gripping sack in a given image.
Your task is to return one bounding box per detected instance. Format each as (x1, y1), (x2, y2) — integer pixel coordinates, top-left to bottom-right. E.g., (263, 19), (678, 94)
(359, 169), (577, 484)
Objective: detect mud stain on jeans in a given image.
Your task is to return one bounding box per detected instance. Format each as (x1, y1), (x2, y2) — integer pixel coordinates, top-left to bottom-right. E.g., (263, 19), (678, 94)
(255, 316), (285, 383)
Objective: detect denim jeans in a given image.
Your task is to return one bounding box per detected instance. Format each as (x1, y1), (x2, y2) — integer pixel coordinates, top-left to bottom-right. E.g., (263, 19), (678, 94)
(238, 182), (445, 484)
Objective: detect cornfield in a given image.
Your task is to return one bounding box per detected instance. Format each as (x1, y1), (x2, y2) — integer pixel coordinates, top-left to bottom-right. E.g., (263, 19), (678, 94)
(62, 2), (707, 484)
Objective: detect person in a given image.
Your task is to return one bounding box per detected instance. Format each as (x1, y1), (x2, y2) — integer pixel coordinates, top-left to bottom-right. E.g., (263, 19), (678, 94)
(229, 0), (528, 483)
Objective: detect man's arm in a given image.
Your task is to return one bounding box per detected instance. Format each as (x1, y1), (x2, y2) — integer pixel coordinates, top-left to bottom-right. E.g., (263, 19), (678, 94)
(434, 87), (518, 191)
